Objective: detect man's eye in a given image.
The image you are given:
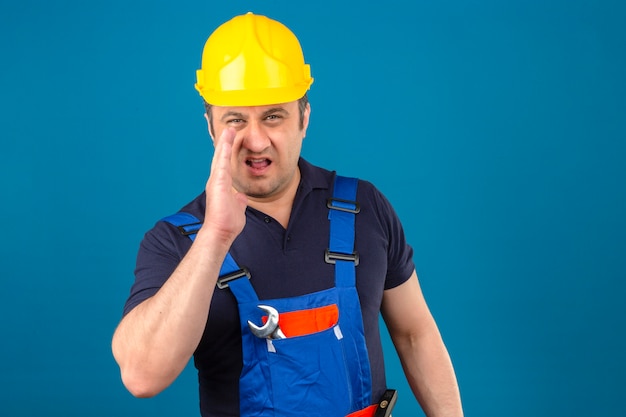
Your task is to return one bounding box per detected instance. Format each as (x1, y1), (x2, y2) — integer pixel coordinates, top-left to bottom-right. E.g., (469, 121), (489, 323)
(228, 119), (245, 124)
(265, 114), (281, 121)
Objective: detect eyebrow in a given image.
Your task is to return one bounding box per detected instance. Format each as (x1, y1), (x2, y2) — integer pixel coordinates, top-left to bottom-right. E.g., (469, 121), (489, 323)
(261, 107), (290, 118)
(219, 107), (290, 123)
(220, 111), (246, 123)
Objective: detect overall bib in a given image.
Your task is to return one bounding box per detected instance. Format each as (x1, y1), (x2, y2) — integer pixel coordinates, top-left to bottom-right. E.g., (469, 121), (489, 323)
(164, 176), (377, 417)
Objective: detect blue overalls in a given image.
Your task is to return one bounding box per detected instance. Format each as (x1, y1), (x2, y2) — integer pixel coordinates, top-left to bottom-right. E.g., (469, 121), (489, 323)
(164, 176), (375, 416)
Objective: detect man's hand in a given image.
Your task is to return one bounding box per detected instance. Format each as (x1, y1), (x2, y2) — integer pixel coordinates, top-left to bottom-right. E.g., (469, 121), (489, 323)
(112, 129), (249, 398)
(201, 127), (248, 245)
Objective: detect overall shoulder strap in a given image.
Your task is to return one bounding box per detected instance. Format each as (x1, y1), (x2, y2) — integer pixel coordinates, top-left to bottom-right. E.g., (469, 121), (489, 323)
(326, 175), (360, 288)
(327, 175), (374, 409)
(161, 212), (202, 240)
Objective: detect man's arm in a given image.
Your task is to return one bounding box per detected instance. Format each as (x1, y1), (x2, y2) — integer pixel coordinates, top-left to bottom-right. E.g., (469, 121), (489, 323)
(111, 128), (247, 398)
(381, 271), (464, 417)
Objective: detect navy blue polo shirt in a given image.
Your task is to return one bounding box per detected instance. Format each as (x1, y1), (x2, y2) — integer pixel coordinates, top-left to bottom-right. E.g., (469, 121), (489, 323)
(124, 158), (415, 417)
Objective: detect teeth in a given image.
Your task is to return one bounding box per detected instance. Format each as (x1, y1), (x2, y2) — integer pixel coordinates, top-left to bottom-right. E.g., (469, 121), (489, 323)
(246, 158), (270, 166)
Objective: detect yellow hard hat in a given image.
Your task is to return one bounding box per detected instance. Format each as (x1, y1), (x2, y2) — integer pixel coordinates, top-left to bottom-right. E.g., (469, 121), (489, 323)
(195, 12), (314, 106)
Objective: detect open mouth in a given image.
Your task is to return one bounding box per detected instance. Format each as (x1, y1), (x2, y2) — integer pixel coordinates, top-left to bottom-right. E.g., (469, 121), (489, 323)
(245, 158), (272, 172)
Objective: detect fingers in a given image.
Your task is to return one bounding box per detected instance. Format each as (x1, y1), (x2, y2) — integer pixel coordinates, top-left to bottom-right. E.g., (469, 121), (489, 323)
(203, 127), (247, 241)
(210, 128), (236, 178)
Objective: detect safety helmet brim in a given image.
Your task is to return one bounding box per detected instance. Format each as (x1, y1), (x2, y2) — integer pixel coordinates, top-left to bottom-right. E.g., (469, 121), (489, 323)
(195, 82), (313, 107)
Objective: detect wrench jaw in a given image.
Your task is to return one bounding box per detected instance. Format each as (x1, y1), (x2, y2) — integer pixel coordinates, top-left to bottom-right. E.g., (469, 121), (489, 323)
(247, 305), (286, 340)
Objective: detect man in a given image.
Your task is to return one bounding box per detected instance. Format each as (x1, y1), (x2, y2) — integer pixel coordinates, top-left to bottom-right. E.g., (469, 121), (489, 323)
(112, 12), (463, 417)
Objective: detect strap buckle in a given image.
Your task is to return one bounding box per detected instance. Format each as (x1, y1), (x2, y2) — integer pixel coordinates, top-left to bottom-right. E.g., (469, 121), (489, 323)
(327, 197), (360, 214)
(324, 249), (360, 266)
(177, 222), (202, 236)
(217, 267), (251, 289)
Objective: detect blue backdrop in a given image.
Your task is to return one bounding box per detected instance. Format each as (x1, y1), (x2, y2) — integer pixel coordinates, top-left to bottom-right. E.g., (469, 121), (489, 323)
(1, 0), (625, 416)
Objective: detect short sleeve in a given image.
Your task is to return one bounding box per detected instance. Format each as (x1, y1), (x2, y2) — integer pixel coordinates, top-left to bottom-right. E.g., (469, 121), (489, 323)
(370, 184), (415, 290)
(122, 220), (192, 316)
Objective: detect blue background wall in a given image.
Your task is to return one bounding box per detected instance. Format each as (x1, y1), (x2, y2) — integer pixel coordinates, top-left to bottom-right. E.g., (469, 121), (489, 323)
(1, 0), (625, 415)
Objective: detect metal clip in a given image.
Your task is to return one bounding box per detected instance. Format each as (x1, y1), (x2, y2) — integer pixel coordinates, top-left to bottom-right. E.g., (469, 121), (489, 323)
(217, 267), (251, 289)
(324, 249), (359, 266)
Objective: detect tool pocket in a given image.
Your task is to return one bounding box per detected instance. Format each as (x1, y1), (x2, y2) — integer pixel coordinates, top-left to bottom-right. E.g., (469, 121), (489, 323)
(236, 287), (371, 416)
(266, 304), (339, 338)
(267, 323), (353, 417)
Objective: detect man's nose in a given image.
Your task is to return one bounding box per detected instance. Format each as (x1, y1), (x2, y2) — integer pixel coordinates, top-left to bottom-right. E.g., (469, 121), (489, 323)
(241, 121), (270, 152)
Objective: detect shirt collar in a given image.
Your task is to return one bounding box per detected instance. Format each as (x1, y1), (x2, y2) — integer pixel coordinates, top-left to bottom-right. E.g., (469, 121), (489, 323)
(298, 157), (332, 195)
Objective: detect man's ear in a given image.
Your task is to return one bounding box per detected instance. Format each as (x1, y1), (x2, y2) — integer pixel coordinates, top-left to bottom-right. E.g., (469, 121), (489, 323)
(204, 113), (215, 144)
(302, 103), (311, 138)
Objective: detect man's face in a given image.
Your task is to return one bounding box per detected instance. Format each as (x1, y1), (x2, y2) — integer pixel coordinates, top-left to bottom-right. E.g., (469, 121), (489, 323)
(208, 100), (310, 201)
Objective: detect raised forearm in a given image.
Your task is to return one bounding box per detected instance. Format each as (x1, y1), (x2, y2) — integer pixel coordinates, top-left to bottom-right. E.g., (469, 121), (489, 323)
(112, 127), (246, 397)
(111, 230), (230, 397)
